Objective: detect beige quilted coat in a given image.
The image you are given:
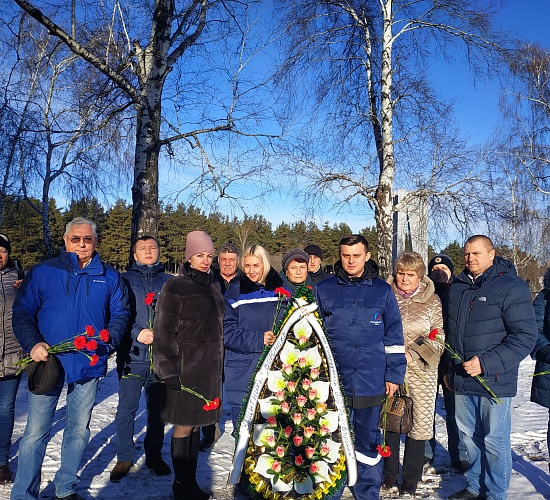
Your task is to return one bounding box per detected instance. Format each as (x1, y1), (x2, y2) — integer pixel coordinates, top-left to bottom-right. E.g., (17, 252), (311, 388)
(388, 275), (444, 440)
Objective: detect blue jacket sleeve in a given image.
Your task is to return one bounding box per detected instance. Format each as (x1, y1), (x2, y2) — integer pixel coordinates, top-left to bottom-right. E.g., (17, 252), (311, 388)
(223, 298), (266, 354)
(12, 267), (45, 353)
(105, 273), (130, 350)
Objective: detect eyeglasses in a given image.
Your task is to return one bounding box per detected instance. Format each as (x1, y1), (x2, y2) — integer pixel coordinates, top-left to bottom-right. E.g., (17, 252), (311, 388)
(68, 236), (95, 244)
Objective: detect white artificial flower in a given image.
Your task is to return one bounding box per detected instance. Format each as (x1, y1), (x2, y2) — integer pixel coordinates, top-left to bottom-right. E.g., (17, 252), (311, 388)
(258, 397), (278, 418)
(280, 341), (300, 365)
(293, 317), (312, 340)
(253, 424), (276, 447)
(294, 475), (314, 494)
(319, 410), (339, 432)
(267, 369), (286, 392)
(310, 380), (330, 402)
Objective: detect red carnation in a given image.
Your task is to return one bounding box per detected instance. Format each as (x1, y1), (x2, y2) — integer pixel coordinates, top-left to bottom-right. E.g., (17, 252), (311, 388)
(86, 340), (98, 351)
(144, 292), (155, 306)
(274, 287), (291, 298)
(211, 397), (220, 409)
(85, 325), (95, 337)
(428, 328), (439, 341)
(89, 354), (99, 366)
(99, 329), (110, 342)
(74, 336), (87, 350)
(377, 444), (392, 457)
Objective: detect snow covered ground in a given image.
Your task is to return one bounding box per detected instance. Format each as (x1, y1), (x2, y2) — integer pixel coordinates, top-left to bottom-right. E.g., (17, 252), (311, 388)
(1, 357), (549, 499)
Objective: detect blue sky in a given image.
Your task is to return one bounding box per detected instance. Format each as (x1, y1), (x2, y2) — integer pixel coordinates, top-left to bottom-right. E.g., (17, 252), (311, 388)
(157, 1), (550, 235)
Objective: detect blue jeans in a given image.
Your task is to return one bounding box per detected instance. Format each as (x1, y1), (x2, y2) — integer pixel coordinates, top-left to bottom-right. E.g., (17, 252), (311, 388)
(11, 377), (98, 500)
(454, 394), (512, 500)
(426, 384), (469, 463)
(115, 363), (165, 461)
(0, 374), (22, 466)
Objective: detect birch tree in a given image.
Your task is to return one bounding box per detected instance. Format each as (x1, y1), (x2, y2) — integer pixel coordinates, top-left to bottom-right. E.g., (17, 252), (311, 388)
(11, 0), (280, 247)
(276, 0), (510, 276)
(1, 16), (130, 256)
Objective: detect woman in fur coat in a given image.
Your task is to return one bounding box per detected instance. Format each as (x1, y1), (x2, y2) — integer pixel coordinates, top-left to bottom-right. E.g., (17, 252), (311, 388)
(153, 231), (225, 500)
(382, 251), (444, 497)
(223, 244), (285, 434)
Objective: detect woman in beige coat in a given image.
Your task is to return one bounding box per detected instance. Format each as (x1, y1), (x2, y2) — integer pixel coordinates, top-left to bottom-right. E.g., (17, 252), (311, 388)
(382, 251), (444, 497)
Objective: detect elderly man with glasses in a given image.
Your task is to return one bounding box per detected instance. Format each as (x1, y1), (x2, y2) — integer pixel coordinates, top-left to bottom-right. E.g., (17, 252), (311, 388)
(11, 217), (130, 500)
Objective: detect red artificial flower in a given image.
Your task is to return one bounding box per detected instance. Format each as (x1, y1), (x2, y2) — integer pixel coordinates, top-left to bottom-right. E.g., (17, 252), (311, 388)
(377, 444), (392, 457)
(274, 287), (291, 298)
(293, 435), (303, 447)
(267, 416), (276, 426)
(74, 336), (87, 350)
(306, 285), (313, 290)
(86, 340), (98, 351)
(144, 292), (155, 306)
(99, 329), (110, 342)
(89, 354), (99, 366)
(295, 455), (304, 466)
(428, 328), (439, 341)
(85, 325), (95, 337)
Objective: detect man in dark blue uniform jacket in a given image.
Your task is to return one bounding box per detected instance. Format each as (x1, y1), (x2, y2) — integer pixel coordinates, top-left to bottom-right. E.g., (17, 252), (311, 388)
(446, 235), (536, 500)
(314, 235), (406, 499)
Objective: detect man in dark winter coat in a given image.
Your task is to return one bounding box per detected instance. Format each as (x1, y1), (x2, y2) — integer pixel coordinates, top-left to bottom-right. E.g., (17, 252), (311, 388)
(446, 235), (536, 500)
(314, 234), (406, 500)
(11, 217), (129, 500)
(304, 244), (331, 285)
(110, 236), (173, 482)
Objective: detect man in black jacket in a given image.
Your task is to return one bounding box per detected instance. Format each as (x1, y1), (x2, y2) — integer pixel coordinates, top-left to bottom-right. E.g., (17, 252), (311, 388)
(110, 236), (173, 482)
(446, 235), (536, 500)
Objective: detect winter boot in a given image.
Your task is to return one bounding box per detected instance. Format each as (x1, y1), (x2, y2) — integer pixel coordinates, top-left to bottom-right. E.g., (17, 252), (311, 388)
(171, 434), (209, 500)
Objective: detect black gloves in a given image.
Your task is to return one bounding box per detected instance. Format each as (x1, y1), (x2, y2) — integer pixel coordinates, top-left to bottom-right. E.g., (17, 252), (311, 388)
(164, 376), (182, 391)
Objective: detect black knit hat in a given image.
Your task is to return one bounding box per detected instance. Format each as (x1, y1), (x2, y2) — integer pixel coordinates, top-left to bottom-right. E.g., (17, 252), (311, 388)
(27, 355), (62, 395)
(282, 248), (309, 272)
(428, 254), (454, 277)
(304, 244), (323, 260)
(0, 233), (11, 254)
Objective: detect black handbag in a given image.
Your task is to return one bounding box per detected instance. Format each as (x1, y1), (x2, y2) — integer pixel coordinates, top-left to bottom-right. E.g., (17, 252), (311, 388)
(378, 387), (413, 434)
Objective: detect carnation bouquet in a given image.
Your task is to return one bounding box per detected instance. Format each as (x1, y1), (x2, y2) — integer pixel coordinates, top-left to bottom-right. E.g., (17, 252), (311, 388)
(228, 285), (356, 499)
(15, 325), (110, 373)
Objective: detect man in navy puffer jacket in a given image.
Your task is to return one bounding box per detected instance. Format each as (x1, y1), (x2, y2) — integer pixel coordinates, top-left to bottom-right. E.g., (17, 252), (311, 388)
(314, 235), (406, 500)
(446, 235), (536, 500)
(11, 217), (129, 500)
(110, 236), (173, 482)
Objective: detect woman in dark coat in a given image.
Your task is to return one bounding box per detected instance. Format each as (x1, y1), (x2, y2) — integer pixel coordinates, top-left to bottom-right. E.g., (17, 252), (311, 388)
(0, 234), (24, 484)
(153, 231), (225, 500)
(530, 268), (550, 473)
(224, 244), (285, 434)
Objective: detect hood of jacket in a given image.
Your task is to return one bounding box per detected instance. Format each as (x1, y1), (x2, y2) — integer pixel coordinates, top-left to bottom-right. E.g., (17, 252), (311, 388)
(334, 258), (379, 283)
(455, 255), (516, 286)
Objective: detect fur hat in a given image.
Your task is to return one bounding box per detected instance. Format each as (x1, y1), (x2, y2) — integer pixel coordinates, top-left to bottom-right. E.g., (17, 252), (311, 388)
(0, 233), (11, 254)
(428, 254), (454, 278)
(282, 248), (309, 272)
(304, 244), (323, 260)
(185, 231), (215, 261)
(26, 355), (62, 395)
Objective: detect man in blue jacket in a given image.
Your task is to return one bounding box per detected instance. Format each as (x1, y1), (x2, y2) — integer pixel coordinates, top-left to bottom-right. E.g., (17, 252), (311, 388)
(11, 217), (129, 500)
(446, 235), (536, 500)
(314, 235), (406, 499)
(110, 236), (172, 482)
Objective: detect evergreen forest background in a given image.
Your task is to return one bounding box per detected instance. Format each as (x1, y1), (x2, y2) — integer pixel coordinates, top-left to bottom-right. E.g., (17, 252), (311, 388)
(2, 196), (543, 291)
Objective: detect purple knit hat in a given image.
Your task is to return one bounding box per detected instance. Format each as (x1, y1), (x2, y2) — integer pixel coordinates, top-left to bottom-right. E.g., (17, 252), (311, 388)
(185, 231), (214, 260)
